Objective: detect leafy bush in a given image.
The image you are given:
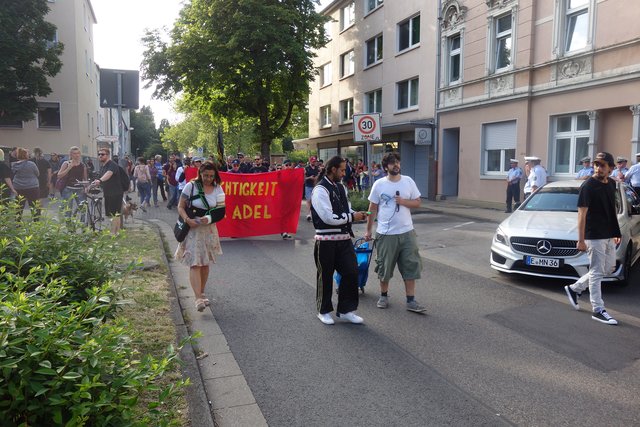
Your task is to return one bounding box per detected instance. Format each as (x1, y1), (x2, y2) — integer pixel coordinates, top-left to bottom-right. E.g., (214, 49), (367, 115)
(0, 200), (187, 426)
(349, 189), (371, 212)
(0, 266), (184, 426)
(0, 199), (124, 306)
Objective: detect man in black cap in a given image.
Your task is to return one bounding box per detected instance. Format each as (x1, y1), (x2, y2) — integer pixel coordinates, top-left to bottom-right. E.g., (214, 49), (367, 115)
(564, 152), (621, 325)
(228, 159), (242, 173)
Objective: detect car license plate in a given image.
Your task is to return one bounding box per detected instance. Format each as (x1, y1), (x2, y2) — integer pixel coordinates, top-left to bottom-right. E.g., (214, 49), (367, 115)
(525, 256), (560, 268)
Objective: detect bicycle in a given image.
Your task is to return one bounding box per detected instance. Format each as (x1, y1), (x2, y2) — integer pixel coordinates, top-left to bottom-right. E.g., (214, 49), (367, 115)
(74, 181), (104, 231)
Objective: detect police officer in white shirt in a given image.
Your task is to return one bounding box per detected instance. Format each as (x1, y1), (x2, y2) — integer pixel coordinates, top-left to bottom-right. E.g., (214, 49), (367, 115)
(610, 156), (628, 181)
(624, 153), (640, 195)
(523, 156), (547, 199)
(576, 156), (593, 180)
(505, 159), (522, 213)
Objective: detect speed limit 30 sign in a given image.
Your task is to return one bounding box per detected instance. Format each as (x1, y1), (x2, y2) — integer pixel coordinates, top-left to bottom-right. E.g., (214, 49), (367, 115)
(353, 113), (381, 142)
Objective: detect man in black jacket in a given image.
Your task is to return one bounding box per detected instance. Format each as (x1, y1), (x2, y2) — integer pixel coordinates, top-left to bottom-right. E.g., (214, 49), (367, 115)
(92, 147), (124, 235)
(311, 156), (368, 325)
(564, 152), (621, 325)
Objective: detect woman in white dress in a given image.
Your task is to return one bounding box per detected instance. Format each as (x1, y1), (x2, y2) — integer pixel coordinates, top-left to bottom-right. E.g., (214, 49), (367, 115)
(175, 161), (225, 311)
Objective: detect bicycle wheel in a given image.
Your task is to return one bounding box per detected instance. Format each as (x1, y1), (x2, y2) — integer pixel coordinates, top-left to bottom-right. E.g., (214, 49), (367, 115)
(92, 199), (103, 231)
(85, 199), (94, 229)
(74, 200), (87, 224)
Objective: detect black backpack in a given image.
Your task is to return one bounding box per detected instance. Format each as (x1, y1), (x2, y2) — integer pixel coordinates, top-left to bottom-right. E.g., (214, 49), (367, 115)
(118, 165), (131, 192)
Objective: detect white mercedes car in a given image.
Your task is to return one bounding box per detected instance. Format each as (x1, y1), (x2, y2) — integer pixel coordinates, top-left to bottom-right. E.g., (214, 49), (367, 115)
(490, 180), (640, 284)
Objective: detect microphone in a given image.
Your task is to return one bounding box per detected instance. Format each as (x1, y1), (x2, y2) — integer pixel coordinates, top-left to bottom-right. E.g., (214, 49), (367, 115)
(395, 191), (400, 212)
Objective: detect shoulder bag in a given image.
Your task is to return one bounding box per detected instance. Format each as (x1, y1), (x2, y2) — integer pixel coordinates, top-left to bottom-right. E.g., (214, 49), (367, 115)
(173, 182), (211, 242)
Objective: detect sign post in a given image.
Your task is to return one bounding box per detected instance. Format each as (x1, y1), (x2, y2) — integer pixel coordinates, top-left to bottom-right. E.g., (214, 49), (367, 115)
(353, 113), (381, 143)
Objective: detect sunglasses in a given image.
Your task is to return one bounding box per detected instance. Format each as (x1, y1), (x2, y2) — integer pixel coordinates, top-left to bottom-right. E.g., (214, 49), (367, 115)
(98, 153), (107, 156)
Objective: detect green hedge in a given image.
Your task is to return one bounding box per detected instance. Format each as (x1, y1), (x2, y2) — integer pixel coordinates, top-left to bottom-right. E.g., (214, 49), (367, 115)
(0, 199), (185, 426)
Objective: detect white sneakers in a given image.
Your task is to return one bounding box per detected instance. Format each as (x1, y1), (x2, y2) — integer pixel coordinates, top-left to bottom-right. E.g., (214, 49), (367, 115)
(317, 313), (335, 325)
(337, 312), (364, 324)
(317, 312), (364, 325)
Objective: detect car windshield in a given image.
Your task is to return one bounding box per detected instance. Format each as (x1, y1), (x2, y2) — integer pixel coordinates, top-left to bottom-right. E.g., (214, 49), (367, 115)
(521, 187), (579, 212)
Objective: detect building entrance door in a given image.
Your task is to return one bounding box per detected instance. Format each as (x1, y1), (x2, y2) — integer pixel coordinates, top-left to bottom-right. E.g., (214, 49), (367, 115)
(442, 128), (460, 197)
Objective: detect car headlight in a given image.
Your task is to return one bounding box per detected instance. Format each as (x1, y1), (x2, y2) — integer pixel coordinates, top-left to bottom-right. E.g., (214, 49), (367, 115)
(494, 228), (509, 246)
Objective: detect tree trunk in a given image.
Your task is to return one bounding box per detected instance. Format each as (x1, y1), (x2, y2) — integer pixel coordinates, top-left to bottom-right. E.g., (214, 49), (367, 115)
(260, 139), (271, 162)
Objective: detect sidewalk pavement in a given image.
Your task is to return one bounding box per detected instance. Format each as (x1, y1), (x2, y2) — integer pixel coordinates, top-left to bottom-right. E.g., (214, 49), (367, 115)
(417, 197), (510, 224)
(48, 193), (507, 426)
(148, 216), (268, 427)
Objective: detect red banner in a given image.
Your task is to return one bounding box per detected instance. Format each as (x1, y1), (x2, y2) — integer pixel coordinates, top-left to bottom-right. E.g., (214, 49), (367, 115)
(217, 169), (304, 237)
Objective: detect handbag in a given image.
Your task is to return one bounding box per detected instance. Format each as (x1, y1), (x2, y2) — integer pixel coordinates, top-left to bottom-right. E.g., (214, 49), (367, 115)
(54, 175), (68, 192)
(173, 182), (212, 242)
(173, 184), (196, 242)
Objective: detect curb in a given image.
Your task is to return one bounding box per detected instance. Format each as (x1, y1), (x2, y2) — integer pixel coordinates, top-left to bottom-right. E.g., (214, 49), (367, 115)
(147, 219), (268, 427)
(145, 219), (217, 427)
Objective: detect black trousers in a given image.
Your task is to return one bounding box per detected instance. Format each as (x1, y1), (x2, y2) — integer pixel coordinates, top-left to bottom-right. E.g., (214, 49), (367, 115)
(314, 239), (359, 315)
(506, 182), (520, 211)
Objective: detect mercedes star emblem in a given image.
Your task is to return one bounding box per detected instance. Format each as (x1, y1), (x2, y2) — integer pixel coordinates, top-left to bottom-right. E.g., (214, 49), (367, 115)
(536, 240), (552, 255)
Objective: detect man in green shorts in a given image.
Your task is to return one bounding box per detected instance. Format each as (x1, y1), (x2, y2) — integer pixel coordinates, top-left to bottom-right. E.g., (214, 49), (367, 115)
(364, 152), (426, 313)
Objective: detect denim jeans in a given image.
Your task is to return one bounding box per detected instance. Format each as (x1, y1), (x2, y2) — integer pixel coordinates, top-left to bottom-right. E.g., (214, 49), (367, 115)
(167, 184), (178, 208)
(570, 239), (616, 312)
(137, 181), (151, 206)
(150, 177), (158, 205)
(61, 187), (86, 219)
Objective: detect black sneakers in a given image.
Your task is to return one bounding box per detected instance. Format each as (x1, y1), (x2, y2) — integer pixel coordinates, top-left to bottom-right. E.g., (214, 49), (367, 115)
(564, 285), (580, 310)
(592, 310), (618, 325)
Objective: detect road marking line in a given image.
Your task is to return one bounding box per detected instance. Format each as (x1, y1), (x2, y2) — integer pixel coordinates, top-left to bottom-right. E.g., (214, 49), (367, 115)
(442, 221), (475, 231)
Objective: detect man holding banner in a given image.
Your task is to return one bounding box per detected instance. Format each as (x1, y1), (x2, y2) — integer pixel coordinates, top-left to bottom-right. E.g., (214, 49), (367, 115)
(311, 156), (368, 325)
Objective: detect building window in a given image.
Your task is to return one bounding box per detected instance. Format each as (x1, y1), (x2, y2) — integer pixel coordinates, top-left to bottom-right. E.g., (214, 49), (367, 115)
(324, 21), (332, 41)
(483, 121), (516, 174)
(396, 78), (419, 110)
(340, 98), (354, 124)
(365, 0), (383, 15)
(552, 113), (590, 175)
(493, 13), (512, 72)
(340, 50), (355, 78)
(320, 105), (331, 128)
(565, 0), (589, 53)
(448, 34), (461, 84)
(340, 2), (355, 31)
(37, 102), (61, 129)
(319, 148), (339, 161)
(46, 31), (59, 50)
(555, 0), (593, 56)
(365, 34), (383, 67)
(319, 62), (332, 87)
(398, 14), (420, 52)
(0, 117), (23, 129)
(364, 89), (382, 113)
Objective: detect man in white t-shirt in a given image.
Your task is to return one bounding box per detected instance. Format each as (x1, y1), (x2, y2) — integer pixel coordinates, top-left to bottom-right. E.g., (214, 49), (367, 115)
(364, 152), (426, 313)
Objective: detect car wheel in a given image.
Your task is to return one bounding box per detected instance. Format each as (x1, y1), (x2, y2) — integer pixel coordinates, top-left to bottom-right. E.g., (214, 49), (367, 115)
(620, 244), (633, 286)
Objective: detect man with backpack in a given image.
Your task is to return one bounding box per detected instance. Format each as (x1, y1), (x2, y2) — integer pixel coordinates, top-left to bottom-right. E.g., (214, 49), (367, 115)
(92, 147), (127, 234)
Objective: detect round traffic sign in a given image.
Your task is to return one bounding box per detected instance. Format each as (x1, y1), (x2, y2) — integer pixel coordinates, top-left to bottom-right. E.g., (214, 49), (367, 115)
(357, 115), (377, 134)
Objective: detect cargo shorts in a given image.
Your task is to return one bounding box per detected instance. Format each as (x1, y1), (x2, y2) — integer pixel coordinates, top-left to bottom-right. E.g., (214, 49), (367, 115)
(374, 230), (423, 282)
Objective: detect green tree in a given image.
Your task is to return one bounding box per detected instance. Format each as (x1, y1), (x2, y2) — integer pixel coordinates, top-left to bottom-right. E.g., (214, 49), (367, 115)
(141, 0), (328, 159)
(143, 143), (166, 160)
(0, 0), (64, 123)
(130, 106), (160, 158)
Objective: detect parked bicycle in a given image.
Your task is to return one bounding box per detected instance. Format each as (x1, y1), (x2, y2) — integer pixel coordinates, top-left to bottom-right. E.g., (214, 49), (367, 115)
(73, 180), (104, 231)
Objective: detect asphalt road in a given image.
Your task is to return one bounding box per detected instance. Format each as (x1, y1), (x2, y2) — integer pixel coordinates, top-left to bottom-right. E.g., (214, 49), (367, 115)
(163, 208), (640, 426)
